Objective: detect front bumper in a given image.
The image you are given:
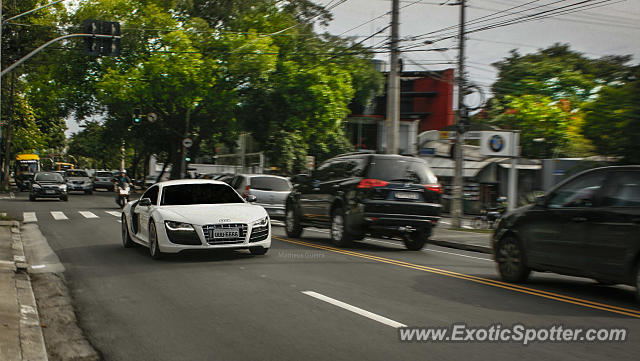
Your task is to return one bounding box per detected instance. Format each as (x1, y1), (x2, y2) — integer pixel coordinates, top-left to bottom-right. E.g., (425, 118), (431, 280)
(158, 223), (272, 253)
(67, 182), (93, 191)
(31, 188), (66, 198)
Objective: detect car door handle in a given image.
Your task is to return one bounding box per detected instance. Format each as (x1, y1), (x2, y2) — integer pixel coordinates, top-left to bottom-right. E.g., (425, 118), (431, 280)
(572, 217), (588, 222)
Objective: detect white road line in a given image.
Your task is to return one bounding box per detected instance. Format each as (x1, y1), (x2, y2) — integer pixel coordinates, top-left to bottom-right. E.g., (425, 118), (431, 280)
(78, 211), (99, 219)
(105, 211), (121, 217)
(23, 212), (37, 223)
(50, 211), (68, 220)
(302, 291), (406, 328)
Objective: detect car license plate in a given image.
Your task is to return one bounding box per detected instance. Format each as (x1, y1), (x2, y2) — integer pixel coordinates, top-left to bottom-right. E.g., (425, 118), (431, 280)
(45, 190), (55, 194)
(213, 228), (239, 239)
(395, 191), (419, 200)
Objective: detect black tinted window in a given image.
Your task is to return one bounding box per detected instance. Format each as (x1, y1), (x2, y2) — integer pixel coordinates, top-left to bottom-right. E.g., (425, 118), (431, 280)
(548, 171), (605, 208)
(250, 176), (291, 191)
(366, 157), (438, 184)
(143, 186), (159, 205)
(602, 171), (640, 207)
(160, 184), (244, 205)
(34, 173), (64, 182)
(66, 170), (88, 177)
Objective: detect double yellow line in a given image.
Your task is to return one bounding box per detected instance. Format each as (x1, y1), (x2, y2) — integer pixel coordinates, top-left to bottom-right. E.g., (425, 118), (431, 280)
(273, 235), (640, 319)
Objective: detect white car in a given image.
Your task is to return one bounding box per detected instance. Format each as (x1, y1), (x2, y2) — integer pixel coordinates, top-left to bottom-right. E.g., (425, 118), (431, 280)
(121, 179), (271, 259)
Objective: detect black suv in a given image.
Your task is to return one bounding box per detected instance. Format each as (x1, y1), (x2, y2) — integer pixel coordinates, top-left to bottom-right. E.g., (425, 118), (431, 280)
(285, 153), (442, 250)
(493, 166), (640, 301)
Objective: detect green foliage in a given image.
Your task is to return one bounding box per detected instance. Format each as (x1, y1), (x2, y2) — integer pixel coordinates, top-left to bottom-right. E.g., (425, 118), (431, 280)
(265, 129), (307, 174)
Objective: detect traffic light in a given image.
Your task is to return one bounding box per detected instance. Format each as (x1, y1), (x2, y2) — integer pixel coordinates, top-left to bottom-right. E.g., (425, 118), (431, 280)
(185, 156), (192, 163)
(101, 21), (121, 56)
(82, 20), (101, 56)
(132, 108), (142, 125)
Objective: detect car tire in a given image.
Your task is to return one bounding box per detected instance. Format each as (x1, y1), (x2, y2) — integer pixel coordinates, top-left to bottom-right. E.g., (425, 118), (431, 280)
(404, 231), (427, 251)
(249, 247), (269, 256)
(496, 235), (531, 283)
(330, 208), (352, 247)
(635, 260), (640, 303)
(285, 206), (303, 238)
(122, 215), (135, 248)
(61, 195), (68, 201)
(148, 221), (162, 260)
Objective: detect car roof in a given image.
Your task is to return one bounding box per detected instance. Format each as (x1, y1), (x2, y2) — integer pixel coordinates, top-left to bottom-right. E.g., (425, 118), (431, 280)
(235, 174), (289, 179)
(154, 179), (229, 187)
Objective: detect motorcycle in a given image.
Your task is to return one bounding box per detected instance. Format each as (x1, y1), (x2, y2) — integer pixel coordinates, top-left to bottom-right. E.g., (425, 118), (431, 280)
(116, 184), (130, 208)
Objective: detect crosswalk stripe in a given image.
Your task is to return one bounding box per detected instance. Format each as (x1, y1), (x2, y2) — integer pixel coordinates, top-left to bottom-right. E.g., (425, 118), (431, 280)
(105, 211), (122, 217)
(23, 212), (37, 223)
(50, 211), (68, 220)
(78, 211), (99, 219)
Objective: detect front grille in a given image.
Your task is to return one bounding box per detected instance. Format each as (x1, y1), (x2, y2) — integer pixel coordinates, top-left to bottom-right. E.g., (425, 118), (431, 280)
(249, 225), (269, 243)
(202, 223), (247, 244)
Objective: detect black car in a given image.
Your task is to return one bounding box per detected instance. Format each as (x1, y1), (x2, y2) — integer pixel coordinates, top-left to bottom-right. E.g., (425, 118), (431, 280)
(285, 153), (442, 250)
(493, 165), (640, 300)
(29, 171), (68, 201)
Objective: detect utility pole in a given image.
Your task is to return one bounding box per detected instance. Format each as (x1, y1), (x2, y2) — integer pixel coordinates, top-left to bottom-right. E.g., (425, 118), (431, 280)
(451, 0), (466, 229)
(385, 0), (400, 154)
(1, 0), (4, 187)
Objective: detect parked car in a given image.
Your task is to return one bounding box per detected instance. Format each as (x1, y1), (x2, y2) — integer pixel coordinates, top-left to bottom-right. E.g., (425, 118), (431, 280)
(285, 153), (442, 250)
(93, 171), (115, 191)
(121, 179), (271, 259)
(230, 174), (292, 220)
(65, 169), (94, 194)
(29, 171), (68, 201)
(493, 165), (640, 301)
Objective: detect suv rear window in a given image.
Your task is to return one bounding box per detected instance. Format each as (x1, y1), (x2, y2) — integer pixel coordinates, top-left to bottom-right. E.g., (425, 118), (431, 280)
(66, 170), (88, 177)
(366, 157), (438, 184)
(96, 172), (112, 177)
(250, 176), (291, 191)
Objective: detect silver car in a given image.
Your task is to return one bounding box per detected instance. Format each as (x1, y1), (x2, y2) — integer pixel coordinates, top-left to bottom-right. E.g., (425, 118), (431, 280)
(65, 169), (94, 194)
(230, 174), (292, 220)
(93, 171), (115, 191)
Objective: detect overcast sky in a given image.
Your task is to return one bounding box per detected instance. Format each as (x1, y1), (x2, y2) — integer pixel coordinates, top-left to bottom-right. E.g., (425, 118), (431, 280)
(66, 0), (640, 136)
(315, 0), (640, 98)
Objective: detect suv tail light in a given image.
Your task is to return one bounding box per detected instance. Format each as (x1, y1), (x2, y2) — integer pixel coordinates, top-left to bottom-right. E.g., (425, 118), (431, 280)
(357, 179), (389, 189)
(425, 184), (443, 194)
(242, 185), (250, 198)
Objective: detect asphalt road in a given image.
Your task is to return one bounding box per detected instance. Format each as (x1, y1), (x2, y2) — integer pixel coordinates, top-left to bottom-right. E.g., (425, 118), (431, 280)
(2, 190), (640, 361)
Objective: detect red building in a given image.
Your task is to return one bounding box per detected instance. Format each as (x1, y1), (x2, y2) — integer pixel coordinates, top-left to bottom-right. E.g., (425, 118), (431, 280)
(347, 69), (455, 153)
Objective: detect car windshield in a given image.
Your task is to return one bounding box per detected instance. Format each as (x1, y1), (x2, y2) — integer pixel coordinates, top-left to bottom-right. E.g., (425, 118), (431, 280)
(96, 172), (112, 177)
(66, 170), (88, 177)
(366, 158), (438, 184)
(160, 183), (244, 205)
(250, 176), (291, 191)
(34, 173), (64, 182)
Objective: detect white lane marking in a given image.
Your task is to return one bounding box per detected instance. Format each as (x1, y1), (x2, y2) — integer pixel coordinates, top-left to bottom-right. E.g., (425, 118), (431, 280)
(302, 291), (406, 328)
(424, 248), (492, 262)
(78, 211), (99, 219)
(105, 211), (122, 217)
(31, 265), (46, 269)
(51, 211), (68, 220)
(23, 212), (37, 223)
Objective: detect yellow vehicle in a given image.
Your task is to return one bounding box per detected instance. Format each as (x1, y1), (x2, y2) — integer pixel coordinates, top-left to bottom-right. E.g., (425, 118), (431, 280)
(54, 162), (75, 171)
(15, 154), (41, 191)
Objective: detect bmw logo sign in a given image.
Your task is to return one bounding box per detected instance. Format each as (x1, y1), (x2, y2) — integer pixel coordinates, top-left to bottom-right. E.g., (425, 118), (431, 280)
(489, 135), (505, 152)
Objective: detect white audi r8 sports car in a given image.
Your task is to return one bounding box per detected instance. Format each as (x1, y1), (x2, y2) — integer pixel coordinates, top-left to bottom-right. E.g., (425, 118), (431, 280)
(121, 179), (271, 259)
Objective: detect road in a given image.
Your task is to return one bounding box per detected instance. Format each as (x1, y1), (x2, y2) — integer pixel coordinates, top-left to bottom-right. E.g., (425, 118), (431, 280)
(1, 190), (639, 361)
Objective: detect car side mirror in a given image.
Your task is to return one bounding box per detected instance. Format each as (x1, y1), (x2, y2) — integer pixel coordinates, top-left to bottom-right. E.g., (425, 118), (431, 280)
(291, 174), (309, 184)
(246, 195), (257, 203)
(534, 195), (546, 207)
(139, 198), (152, 206)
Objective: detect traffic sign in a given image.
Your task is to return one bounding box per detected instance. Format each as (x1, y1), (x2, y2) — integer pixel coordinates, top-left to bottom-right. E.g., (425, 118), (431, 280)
(182, 137), (193, 148)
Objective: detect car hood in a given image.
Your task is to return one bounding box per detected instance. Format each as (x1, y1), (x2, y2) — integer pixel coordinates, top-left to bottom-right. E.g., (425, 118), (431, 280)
(157, 204), (267, 225)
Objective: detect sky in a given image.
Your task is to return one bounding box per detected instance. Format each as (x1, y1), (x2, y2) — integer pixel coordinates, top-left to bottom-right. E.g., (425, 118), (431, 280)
(313, 0), (640, 104)
(66, 0), (640, 136)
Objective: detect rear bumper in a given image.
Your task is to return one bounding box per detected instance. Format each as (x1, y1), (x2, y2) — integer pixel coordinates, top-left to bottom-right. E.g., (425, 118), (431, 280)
(257, 204), (286, 219)
(67, 183), (93, 191)
(346, 200), (441, 236)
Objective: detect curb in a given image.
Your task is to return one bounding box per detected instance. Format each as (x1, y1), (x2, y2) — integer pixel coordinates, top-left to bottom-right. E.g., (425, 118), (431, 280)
(430, 239), (493, 255)
(9, 221), (49, 361)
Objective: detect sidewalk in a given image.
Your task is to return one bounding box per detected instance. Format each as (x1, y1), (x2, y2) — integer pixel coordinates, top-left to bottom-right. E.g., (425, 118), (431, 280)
(430, 225), (494, 254)
(0, 221), (48, 361)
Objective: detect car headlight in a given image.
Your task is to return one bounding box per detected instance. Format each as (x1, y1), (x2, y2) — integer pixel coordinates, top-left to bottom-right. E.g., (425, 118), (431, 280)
(32, 184), (41, 189)
(59, 184), (67, 191)
(252, 216), (269, 227)
(165, 221), (195, 231)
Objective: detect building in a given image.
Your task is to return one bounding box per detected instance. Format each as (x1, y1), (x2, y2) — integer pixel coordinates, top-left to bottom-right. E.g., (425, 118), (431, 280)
(346, 69), (455, 154)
